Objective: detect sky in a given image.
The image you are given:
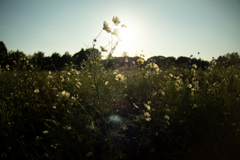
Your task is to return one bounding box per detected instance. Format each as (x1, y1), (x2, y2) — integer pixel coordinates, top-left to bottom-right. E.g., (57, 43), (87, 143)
(0, 0), (240, 62)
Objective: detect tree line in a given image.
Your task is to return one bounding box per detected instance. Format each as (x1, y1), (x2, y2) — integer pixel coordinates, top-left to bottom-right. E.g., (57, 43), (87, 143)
(0, 41), (239, 72)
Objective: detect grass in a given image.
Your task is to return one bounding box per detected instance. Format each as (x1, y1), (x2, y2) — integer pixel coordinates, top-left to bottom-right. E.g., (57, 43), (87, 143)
(1, 56), (240, 160)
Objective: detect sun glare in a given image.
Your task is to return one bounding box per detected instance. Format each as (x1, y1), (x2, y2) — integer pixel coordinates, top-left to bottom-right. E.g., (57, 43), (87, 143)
(119, 27), (133, 43)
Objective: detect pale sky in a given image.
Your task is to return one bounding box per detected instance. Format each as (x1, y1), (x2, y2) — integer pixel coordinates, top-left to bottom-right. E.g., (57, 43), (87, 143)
(0, 0), (239, 61)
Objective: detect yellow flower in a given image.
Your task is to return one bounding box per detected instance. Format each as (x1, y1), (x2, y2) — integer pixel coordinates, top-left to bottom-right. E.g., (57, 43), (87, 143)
(100, 46), (108, 52)
(112, 16), (121, 26)
(137, 58), (144, 64)
(103, 21), (111, 33)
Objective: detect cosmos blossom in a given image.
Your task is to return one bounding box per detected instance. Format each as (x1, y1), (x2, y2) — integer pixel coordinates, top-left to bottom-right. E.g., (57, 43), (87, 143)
(103, 21), (111, 33)
(111, 28), (122, 41)
(112, 16), (121, 26)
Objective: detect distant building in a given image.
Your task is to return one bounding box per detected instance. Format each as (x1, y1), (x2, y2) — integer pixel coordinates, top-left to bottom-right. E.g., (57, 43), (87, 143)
(0, 41), (7, 56)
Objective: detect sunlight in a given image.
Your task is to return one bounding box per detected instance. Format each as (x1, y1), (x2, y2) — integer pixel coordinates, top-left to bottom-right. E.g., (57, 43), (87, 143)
(119, 27), (133, 43)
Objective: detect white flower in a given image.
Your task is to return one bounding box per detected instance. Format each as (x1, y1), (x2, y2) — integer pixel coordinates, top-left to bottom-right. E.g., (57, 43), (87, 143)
(164, 115), (170, 120)
(71, 96), (76, 102)
(57, 91), (70, 99)
(144, 103), (151, 111)
(137, 58), (144, 64)
(34, 89), (39, 93)
(145, 117), (151, 121)
(105, 81), (108, 85)
(192, 64), (197, 69)
(63, 125), (71, 130)
(144, 112), (150, 117)
(43, 130), (49, 134)
(113, 69), (119, 74)
(103, 21), (111, 33)
(112, 16), (121, 26)
(187, 84), (192, 88)
(115, 74), (125, 82)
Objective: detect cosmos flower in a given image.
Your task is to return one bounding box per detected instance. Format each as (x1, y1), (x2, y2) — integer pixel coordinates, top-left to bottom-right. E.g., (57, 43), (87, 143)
(187, 84), (192, 88)
(115, 74), (125, 82)
(144, 112), (150, 117)
(137, 58), (144, 64)
(145, 117), (151, 121)
(62, 125), (71, 130)
(192, 64), (197, 69)
(34, 89), (39, 93)
(112, 16), (121, 26)
(111, 28), (122, 41)
(103, 21), (111, 33)
(144, 103), (151, 111)
(57, 91), (70, 99)
(164, 115), (170, 120)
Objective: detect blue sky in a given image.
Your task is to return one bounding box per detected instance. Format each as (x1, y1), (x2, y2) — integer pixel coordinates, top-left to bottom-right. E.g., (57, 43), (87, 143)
(0, 0), (239, 61)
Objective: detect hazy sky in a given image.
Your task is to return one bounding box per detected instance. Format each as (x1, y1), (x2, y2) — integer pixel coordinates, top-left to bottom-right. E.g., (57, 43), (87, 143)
(0, 0), (239, 61)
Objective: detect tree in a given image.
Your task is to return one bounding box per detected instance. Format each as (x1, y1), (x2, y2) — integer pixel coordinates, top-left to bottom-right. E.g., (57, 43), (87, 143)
(0, 41), (7, 56)
(72, 49), (88, 68)
(51, 52), (61, 70)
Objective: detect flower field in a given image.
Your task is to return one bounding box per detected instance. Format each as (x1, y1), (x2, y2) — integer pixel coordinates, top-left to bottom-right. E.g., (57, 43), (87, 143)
(1, 16), (240, 160)
(1, 58), (240, 160)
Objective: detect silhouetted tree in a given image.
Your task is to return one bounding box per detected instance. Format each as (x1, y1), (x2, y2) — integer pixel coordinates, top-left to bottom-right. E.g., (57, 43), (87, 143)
(59, 52), (72, 69)
(51, 52), (61, 70)
(31, 51), (45, 69)
(72, 49), (88, 69)
(0, 41), (7, 56)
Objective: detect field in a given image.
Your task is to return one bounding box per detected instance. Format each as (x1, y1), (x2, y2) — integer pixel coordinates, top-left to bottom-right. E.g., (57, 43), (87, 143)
(1, 57), (240, 160)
